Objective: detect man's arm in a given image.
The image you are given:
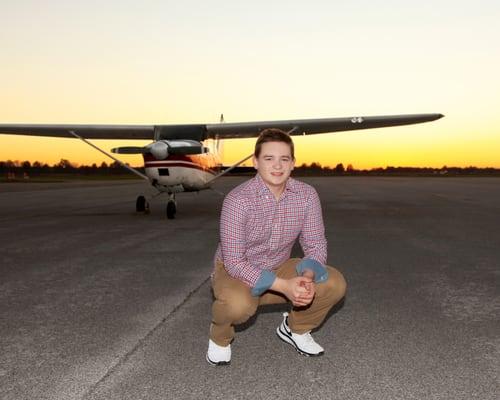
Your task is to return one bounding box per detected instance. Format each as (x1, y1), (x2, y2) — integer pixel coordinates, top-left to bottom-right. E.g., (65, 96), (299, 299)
(219, 193), (272, 290)
(298, 188), (329, 283)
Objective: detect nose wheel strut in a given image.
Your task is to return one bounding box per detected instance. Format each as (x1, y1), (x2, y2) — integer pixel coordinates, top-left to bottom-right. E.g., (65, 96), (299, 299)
(166, 193), (176, 219)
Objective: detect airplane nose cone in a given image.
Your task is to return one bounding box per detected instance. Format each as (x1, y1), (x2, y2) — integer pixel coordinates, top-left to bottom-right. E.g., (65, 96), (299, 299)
(150, 141), (169, 159)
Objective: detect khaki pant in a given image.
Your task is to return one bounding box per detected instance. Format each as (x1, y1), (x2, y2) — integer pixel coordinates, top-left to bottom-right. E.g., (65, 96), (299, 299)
(210, 258), (347, 346)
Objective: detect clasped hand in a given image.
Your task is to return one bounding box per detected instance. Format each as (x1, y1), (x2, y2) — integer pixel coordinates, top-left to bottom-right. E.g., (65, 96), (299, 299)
(272, 269), (315, 307)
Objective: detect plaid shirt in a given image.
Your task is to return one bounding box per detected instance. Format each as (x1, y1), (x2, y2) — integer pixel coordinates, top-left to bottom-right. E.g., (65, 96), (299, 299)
(214, 174), (327, 287)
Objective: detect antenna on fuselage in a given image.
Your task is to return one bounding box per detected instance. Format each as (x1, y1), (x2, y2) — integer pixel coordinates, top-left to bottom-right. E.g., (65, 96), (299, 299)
(220, 113), (224, 123)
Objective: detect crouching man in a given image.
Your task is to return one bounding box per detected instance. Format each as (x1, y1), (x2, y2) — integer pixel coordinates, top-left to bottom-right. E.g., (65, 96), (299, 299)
(207, 128), (347, 365)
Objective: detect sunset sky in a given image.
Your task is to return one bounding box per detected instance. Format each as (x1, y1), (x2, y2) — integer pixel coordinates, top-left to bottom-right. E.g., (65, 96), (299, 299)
(1, 0), (499, 169)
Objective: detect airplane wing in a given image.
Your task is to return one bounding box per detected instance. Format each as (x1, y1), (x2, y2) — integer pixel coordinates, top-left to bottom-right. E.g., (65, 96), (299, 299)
(0, 124), (155, 139)
(0, 113), (443, 141)
(205, 113), (444, 139)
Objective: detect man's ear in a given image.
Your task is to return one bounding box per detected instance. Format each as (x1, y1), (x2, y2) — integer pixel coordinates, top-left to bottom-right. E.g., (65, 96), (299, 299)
(252, 156), (258, 170)
(291, 158), (295, 171)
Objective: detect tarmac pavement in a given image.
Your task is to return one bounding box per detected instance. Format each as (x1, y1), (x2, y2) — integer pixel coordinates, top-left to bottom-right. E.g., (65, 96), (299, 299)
(0, 177), (499, 399)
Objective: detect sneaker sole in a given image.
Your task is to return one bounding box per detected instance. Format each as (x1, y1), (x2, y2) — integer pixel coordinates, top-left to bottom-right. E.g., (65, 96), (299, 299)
(206, 353), (230, 366)
(276, 325), (324, 357)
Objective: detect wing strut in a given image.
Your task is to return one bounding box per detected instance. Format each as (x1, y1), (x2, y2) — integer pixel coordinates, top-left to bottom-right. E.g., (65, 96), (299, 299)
(203, 153), (254, 187)
(68, 130), (149, 180)
(205, 153), (253, 187)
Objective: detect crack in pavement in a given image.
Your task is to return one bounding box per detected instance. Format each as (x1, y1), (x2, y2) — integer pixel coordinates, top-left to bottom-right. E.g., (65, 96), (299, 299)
(81, 276), (210, 400)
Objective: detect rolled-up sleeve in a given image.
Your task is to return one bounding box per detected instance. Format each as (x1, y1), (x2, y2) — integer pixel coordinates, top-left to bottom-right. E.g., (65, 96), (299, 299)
(220, 193), (274, 290)
(299, 188), (327, 265)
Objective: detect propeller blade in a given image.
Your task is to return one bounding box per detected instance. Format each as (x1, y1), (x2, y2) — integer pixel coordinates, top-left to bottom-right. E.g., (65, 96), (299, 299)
(111, 146), (148, 154)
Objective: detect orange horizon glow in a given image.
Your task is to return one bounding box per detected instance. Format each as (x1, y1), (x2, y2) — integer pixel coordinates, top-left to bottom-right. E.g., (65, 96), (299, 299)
(1, 1), (499, 169)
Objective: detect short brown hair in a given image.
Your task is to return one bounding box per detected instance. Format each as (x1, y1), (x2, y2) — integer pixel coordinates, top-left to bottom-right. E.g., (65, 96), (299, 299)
(254, 128), (294, 159)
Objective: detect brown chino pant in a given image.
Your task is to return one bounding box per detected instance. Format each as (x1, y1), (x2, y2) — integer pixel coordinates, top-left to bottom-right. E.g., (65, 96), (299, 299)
(210, 258), (347, 346)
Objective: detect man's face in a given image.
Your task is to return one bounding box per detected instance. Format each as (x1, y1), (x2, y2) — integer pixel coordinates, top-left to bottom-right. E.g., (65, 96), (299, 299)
(253, 141), (295, 189)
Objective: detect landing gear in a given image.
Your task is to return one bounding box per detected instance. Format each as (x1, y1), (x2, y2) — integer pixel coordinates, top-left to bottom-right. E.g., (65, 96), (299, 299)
(166, 194), (176, 219)
(136, 195), (150, 213)
(135, 192), (177, 219)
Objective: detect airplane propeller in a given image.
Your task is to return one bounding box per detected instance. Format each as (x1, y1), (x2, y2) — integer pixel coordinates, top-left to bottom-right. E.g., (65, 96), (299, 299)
(110, 146), (147, 154)
(111, 140), (206, 160)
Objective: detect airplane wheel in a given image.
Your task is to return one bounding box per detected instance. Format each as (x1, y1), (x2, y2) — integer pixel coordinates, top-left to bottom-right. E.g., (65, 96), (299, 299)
(166, 201), (176, 219)
(136, 195), (149, 213)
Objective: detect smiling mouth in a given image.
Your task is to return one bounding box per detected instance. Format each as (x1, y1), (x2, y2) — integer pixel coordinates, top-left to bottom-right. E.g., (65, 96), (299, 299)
(271, 172), (283, 176)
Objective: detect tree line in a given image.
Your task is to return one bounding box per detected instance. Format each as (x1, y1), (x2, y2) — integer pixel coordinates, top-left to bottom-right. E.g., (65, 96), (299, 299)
(293, 163), (500, 176)
(1, 159), (499, 178)
(231, 163), (500, 176)
(0, 159), (144, 177)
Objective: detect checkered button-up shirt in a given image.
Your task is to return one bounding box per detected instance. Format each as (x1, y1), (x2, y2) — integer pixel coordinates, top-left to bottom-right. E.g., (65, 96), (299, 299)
(214, 174), (327, 287)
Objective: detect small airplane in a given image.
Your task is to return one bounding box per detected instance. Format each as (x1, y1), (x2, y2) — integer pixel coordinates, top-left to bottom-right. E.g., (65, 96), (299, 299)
(0, 113), (443, 218)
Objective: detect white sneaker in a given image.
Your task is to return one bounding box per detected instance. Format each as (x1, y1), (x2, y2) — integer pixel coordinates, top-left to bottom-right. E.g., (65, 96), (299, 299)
(206, 339), (231, 366)
(276, 312), (324, 356)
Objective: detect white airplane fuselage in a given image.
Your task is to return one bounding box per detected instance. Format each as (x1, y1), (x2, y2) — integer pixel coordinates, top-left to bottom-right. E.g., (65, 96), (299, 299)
(143, 139), (223, 192)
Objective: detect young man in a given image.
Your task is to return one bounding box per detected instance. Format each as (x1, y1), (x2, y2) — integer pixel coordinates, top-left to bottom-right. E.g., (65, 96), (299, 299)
(207, 128), (347, 366)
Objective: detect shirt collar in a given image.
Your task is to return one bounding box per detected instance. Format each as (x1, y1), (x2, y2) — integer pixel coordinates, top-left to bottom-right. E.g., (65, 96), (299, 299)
(253, 173), (298, 197)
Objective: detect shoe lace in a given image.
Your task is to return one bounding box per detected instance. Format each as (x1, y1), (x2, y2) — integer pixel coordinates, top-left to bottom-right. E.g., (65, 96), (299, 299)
(301, 332), (315, 343)
(293, 330), (315, 344)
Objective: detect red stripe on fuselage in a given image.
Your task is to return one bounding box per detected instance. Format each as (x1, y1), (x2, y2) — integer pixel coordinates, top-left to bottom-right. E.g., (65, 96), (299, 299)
(144, 161), (217, 175)
(143, 153), (221, 175)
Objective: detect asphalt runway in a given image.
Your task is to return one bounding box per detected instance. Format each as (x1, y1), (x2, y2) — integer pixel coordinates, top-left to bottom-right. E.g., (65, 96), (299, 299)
(1, 177), (499, 400)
